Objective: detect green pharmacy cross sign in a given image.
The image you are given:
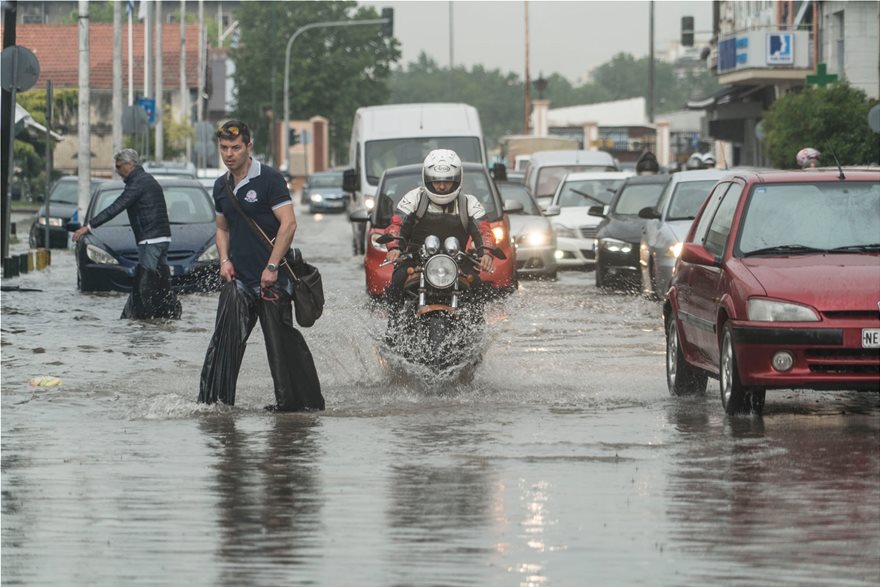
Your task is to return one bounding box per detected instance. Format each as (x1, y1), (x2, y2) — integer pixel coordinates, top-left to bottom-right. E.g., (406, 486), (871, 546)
(806, 63), (839, 88)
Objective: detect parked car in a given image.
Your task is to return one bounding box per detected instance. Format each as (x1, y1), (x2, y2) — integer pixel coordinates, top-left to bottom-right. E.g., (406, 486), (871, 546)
(497, 181), (557, 280)
(196, 167), (225, 191)
(29, 176), (104, 248)
(638, 168), (729, 298)
(591, 174), (669, 289)
(73, 178), (220, 293)
(302, 170), (350, 213)
(664, 168), (880, 415)
(545, 171), (633, 269)
(142, 160), (197, 179)
(350, 162), (517, 297)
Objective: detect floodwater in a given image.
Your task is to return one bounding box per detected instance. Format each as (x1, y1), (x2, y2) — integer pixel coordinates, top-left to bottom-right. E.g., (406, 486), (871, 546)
(2, 206), (879, 587)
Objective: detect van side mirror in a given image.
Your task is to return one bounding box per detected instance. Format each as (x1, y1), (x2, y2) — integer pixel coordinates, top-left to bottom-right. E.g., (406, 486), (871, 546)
(545, 204), (561, 216)
(503, 200), (524, 213)
(638, 206), (660, 219)
(587, 205), (606, 218)
(342, 168), (359, 193)
(65, 220), (82, 232)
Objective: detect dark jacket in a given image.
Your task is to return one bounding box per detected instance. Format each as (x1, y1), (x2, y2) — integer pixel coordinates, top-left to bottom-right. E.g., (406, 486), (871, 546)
(90, 166), (171, 242)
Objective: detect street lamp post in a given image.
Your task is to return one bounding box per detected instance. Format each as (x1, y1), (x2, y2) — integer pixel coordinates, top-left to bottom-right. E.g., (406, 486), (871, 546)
(283, 16), (391, 175)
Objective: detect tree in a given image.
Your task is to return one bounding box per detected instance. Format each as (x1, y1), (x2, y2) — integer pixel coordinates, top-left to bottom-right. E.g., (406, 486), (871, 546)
(762, 83), (879, 168)
(230, 1), (400, 164)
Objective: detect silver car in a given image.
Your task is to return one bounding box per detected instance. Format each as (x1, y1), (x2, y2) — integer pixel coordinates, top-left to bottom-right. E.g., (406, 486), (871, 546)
(638, 169), (729, 298)
(497, 181), (558, 280)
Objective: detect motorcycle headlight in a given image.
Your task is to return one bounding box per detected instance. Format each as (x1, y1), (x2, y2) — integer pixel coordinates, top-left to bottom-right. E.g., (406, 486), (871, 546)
(491, 225), (506, 244)
(444, 236), (460, 255)
(198, 243), (219, 262)
(748, 298), (820, 322)
(553, 223), (577, 239)
(85, 243), (119, 265)
(37, 217), (64, 227)
(424, 235), (441, 255)
(424, 254), (458, 289)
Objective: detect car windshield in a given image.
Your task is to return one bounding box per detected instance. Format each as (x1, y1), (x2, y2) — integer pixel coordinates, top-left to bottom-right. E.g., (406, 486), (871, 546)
(614, 182), (666, 215)
(737, 181), (880, 255)
(307, 173), (343, 188)
(498, 183), (542, 215)
(374, 169), (501, 227)
(92, 186), (215, 226)
(364, 137), (483, 186)
(666, 180), (717, 220)
(49, 180), (83, 204)
(535, 165), (614, 198)
(555, 178), (625, 208)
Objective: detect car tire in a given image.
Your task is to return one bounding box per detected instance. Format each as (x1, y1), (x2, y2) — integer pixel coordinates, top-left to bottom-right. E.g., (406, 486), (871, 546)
(666, 315), (708, 396)
(648, 259), (660, 300)
(720, 324), (765, 415)
(596, 265), (606, 288)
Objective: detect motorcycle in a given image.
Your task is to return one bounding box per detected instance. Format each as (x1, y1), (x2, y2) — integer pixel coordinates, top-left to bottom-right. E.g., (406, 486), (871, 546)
(376, 233), (506, 374)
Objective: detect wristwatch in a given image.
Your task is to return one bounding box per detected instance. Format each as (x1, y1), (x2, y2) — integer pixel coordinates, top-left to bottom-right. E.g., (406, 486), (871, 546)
(266, 262), (279, 272)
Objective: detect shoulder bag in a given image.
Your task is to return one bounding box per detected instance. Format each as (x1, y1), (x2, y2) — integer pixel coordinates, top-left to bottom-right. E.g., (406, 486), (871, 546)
(223, 177), (324, 327)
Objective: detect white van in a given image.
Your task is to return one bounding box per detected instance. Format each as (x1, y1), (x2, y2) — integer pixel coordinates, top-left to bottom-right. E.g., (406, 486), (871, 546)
(344, 103), (486, 254)
(524, 150), (619, 209)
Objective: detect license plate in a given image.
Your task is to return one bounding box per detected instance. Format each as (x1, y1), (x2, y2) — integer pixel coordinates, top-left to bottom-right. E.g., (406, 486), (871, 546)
(862, 328), (880, 348)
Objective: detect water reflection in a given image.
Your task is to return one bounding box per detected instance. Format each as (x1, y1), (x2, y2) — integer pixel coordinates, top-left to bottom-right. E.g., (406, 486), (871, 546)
(199, 415), (323, 587)
(664, 398), (880, 586)
(384, 413), (496, 585)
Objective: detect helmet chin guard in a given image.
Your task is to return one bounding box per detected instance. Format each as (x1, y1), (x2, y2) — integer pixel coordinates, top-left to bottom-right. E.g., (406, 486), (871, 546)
(423, 149), (463, 205)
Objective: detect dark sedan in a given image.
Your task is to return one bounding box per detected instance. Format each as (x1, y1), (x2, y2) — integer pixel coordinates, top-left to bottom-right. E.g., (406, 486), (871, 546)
(303, 170), (350, 213)
(591, 174), (668, 289)
(74, 178), (220, 293)
(29, 176), (103, 249)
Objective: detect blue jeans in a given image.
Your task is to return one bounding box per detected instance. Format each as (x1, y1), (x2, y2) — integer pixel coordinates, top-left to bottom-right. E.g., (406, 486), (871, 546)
(137, 242), (170, 271)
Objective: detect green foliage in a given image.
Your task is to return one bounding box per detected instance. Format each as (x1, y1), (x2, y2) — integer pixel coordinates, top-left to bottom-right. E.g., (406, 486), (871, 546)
(63, 1), (115, 23)
(229, 1), (400, 164)
(762, 83), (879, 168)
(161, 104), (195, 159)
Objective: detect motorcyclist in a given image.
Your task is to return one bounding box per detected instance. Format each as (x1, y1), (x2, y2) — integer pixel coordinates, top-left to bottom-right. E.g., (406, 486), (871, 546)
(383, 149), (495, 340)
(635, 151), (660, 175)
(685, 153), (705, 170)
(796, 147), (821, 169)
(701, 152), (717, 168)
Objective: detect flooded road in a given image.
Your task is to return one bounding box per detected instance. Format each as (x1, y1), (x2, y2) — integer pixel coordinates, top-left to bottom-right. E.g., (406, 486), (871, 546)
(3, 206), (879, 586)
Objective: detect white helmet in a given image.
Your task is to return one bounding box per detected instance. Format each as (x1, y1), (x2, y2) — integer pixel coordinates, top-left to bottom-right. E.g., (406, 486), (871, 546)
(701, 152), (717, 168)
(422, 149), (462, 205)
(796, 147), (821, 168)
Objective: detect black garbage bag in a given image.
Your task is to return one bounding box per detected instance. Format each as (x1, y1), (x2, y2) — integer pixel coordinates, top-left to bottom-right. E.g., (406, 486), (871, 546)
(121, 265), (182, 320)
(198, 282), (324, 411)
(198, 281), (256, 406)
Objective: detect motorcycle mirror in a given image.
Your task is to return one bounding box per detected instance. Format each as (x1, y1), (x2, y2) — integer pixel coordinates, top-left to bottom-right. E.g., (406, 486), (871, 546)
(375, 234), (395, 245)
(488, 247), (507, 261)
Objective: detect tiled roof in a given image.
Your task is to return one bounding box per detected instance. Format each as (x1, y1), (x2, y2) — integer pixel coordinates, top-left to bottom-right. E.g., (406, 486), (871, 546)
(0, 23), (203, 90)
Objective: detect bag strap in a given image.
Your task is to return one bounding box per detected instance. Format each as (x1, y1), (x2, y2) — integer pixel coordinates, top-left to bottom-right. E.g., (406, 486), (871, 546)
(223, 176), (299, 282)
(414, 188), (468, 232)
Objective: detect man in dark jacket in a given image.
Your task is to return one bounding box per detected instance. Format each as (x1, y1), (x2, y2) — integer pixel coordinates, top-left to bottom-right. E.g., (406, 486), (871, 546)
(73, 149), (179, 319)
(73, 148), (171, 270)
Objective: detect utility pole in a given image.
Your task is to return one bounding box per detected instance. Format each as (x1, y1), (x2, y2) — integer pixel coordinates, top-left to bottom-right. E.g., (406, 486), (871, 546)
(197, 0), (205, 170)
(180, 0), (191, 162)
(1, 0), (17, 260)
(648, 0), (655, 124)
(112, 0), (122, 165)
(77, 0), (91, 226)
(523, 0), (531, 134)
(154, 0), (164, 161)
(143, 0), (152, 161)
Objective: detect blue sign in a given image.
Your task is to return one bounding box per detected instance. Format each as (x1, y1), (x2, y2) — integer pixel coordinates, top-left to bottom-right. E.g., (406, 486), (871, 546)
(767, 32), (793, 65)
(137, 97), (156, 126)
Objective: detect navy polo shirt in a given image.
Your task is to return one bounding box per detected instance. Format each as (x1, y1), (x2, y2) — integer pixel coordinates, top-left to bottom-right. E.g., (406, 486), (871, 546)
(213, 159), (293, 288)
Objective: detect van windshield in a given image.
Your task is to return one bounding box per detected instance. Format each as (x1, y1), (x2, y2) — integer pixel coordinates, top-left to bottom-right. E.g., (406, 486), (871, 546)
(364, 137), (483, 186)
(535, 165), (615, 198)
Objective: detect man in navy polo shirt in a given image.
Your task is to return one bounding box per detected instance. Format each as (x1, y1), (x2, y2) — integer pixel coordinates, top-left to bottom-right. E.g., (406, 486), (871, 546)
(198, 120), (324, 412)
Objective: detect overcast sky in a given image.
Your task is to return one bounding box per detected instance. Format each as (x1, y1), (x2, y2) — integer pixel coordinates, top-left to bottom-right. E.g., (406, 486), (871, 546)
(360, 0), (713, 83)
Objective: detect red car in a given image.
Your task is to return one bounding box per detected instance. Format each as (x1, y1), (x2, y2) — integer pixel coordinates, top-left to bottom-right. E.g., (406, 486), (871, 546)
(350, 163), (517, 298)
(664, 168), (880, 415)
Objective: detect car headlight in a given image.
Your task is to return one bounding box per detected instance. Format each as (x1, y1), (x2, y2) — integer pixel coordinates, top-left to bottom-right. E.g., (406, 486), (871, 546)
(748, 298), (820, 322)
(668, 242), (683, 258)
(310, 193), (323, 203)
(600, 238), (632, 254)
(85, 243), (119, 265)
(521, 231), (551, 247)
(553, 223), (577, 239)
(37, 217), (64, 227)
(198, 243), (219, 262)
(424, 255), (458, 289)
(365, 197), (375, 210)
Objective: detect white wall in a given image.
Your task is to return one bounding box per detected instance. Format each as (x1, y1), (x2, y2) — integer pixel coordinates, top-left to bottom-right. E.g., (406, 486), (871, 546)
(822, 1), (880, 99)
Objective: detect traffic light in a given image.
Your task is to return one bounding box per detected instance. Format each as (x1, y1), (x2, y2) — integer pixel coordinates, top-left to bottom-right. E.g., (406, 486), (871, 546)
(681, 16), (694, 47)
(289, 129), (299, 146)
(381, 7), (394, 38)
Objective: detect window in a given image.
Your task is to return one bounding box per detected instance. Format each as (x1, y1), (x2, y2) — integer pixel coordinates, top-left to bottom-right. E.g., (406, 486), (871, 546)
(691, 182), (730, 244)
(704, 183), (743, 257)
